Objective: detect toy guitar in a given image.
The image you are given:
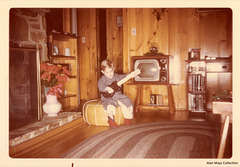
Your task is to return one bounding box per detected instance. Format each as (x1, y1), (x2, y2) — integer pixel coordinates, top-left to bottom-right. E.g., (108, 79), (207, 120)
(101, 69), (141, 98)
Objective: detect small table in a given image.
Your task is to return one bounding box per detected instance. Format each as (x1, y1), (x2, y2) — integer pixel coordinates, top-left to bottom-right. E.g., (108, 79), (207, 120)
(212, 101), (232, 158)
(127, 83), (177, 114)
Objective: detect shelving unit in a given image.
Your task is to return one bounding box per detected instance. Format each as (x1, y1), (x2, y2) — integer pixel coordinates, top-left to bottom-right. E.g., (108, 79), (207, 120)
(186, 57), (232, 113)
(48, 32), (80, 112)
(127, 83), (176, 114)
(186, 60), (207, 113)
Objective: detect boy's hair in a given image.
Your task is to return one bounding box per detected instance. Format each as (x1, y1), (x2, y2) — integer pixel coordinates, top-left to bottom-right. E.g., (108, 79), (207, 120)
(101, 59), (114, 71)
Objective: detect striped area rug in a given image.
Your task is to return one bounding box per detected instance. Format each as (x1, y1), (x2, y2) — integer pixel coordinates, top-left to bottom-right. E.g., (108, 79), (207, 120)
(61, 121), (220, 159)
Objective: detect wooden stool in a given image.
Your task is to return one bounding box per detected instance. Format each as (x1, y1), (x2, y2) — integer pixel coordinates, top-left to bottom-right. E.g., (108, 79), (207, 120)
(212, 101), (232, 158)
(82, 99), (125, 126)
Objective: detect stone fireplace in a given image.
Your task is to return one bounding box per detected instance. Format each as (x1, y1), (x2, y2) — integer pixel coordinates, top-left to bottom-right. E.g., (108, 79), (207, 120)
(10, 8), (49, 61)
(9, 48), (41, 131)
(8, 9), (83, 150)
(9, 8), (49, 130)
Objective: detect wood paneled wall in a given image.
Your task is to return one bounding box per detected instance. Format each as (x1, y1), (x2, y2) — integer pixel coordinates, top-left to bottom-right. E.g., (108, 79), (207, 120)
(78, 8), (124, 101)
(123, 8), (171, 108)
(63, 8), (72, 33)
(77, 9), (98, 101)
(77, 8), (232, 110)
(106, 9), (123, 74)
(123, 8), (232, 110)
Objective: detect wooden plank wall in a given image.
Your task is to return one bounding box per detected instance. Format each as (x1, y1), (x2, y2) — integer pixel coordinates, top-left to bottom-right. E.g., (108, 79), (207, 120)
(77, 8), (232, 110)
(123, 8), (232, 110)
(63, 8), (72, 34)
(123, 8), (170, 108)
(106, 9), (123, 74)
(77, 9), (98, 101)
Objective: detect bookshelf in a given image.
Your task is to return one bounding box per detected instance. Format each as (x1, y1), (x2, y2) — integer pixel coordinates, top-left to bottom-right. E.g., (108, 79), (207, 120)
(186, 60), (207, 113)
(48, 32), (80, 112)
(186, 57), (232, 113)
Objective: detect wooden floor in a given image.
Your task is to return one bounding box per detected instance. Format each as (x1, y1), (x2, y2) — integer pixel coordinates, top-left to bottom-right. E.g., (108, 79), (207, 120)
(10, 110), (230, 158)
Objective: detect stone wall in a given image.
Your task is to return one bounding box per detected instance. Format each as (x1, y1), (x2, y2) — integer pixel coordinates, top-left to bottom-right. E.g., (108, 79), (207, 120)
(10, 8), (50, 61)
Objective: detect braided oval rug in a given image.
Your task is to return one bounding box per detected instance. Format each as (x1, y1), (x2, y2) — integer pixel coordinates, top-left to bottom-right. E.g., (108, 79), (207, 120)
(60, 121), (220, 159)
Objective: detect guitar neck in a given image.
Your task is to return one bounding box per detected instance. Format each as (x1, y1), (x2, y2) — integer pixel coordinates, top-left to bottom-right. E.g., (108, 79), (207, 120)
(116, 69), (140, 87)
(117, 75), (131, 86)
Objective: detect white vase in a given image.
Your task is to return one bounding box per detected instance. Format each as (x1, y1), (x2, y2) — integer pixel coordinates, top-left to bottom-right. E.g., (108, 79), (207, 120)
(43, 94), (62, 117)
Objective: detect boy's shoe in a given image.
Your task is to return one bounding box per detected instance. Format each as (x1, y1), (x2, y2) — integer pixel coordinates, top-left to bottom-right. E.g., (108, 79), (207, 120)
(108, 117), (118, 128)
(125, 119), (131, 126)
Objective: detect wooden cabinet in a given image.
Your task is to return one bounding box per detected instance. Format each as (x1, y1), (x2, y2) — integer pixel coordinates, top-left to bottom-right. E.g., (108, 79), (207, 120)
(186, 58), (232, 113)
(48, 32), (80, 112)
(206, 59), (232, 110)
(186, 60), (207, 113)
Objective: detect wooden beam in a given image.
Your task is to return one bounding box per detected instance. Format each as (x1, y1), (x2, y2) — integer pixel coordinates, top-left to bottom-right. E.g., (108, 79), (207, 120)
(63, 8), (72, 33)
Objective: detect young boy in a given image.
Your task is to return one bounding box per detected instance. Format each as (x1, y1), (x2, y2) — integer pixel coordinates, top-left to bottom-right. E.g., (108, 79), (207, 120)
(98, 59), (140, 128)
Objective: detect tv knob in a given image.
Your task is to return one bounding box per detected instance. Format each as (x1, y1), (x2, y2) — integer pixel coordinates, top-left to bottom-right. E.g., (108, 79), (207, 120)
(160, 59), (167, 64)
(161, 77), (167, 82)
(162, 64), (167, 71)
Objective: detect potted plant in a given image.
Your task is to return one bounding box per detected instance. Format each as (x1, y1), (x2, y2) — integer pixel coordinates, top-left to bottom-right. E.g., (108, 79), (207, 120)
(211, 89), (232, 102)
(40, 63), (71, 116)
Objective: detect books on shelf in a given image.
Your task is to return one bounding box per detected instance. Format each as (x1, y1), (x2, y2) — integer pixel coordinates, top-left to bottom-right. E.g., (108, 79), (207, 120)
(188, 93), (205, 111)
(188, 74), (205, 92)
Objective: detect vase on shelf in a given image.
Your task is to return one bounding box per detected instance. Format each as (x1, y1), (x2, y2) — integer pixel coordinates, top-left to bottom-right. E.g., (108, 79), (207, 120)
(43, 94), (62, 117)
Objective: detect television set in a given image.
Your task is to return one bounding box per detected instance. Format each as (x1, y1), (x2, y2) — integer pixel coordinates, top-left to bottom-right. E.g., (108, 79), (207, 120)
(132, 55), (176, 84)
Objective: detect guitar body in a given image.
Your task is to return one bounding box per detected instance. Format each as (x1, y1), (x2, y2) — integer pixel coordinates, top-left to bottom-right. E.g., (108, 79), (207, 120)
(100, 69), (141, 98)
(101, 81), (121, 98)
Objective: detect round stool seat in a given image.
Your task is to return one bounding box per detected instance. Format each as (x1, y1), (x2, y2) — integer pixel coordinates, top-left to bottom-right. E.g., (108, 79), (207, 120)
(83, 99), (125, 126)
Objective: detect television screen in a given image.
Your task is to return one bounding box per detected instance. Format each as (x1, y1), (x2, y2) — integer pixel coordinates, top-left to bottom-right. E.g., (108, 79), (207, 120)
(134, 59), (160, 81)
(132, 55), (180, 84)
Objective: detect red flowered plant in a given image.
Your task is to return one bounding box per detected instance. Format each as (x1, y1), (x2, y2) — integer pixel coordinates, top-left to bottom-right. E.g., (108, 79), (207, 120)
(40, 63), (71, 97)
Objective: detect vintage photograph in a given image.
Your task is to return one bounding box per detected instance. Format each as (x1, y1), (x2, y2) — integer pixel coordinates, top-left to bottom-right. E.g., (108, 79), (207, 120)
(1, 1), (239, 167)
